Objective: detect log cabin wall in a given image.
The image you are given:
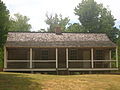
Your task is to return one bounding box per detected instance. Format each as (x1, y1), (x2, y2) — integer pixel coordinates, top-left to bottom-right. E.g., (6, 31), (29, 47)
(4, 47), (118, 72)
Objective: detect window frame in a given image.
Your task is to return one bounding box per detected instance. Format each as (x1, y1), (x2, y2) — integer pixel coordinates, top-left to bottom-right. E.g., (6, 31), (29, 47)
(95, 50), (104, 60)
(41, 49), (49, 60)
(69, 49), (77, 60)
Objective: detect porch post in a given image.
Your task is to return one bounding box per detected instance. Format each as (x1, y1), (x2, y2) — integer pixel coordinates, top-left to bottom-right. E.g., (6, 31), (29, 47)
(91, 48), (94, 68)
(109, 50), (112, 68)
(4, 46), (7, 68)
(66, 48), (68, 68)
(56, 48), (58, 68)
(116, 47), (118, 68)
(30, 48), (32, 68)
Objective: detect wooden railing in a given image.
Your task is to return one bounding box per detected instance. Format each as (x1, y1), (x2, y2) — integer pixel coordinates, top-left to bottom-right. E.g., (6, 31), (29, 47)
(68, 60), (117, 68)
(6, 59), (117, 69)
(7, 59), (56, 69)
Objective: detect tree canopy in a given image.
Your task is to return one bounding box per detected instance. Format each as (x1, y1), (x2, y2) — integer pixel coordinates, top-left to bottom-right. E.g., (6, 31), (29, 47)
(67, 23), (85, 32)
(45, 13), (70, 32)
(74, 0), (119, 42)
(0, 0), (10, 47)
(9, 13), (32, 31)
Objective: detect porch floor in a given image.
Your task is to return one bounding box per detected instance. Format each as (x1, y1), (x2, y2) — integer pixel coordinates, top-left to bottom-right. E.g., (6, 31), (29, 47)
(3, 68), (118, 72)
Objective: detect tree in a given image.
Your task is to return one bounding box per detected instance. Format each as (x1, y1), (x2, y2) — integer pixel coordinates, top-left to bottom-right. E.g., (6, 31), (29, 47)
(67, 23), (85, 32)
(0, 0), (10, 47)
(117, 30), (120, 68)
(9, 13), (32, 31)
(75, 0), (100, 32)
(45, 13), (70, 32)
(0, 0), (10, 68)
(74, 0), (119, 42)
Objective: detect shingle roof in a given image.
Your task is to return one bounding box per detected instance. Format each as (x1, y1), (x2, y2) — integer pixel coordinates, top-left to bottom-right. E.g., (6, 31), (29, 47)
(5, 32), (117, 47)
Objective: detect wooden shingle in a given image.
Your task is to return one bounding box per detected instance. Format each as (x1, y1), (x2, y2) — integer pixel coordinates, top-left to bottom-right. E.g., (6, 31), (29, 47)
(5, 32), (117, 48)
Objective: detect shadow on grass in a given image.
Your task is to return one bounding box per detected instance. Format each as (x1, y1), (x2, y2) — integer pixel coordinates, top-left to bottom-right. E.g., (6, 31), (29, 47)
(0, 72), (42, 90)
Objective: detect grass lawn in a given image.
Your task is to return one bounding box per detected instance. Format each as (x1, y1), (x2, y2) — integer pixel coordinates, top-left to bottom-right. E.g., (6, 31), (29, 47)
(0, 72), (120, 90)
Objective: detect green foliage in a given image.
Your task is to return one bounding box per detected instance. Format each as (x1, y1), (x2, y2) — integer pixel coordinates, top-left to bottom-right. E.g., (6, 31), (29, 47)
(117, 31), (120, 68)
(0, 0), (10, 47)
(107, 27), (119, 43)
(67, 23), (85, 32)
(75, 0), (100, 32)
(45, 13), (70, 32)
(74, 0), (119, 42)
(118, 45), (120, 68)
(9, 13), (32, 31)
(0, 48), (3, 68)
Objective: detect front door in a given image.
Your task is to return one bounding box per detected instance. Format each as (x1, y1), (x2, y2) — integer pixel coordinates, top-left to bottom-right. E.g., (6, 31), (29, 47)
(58, 48), (66, 68)
(83, 50), (91, 68)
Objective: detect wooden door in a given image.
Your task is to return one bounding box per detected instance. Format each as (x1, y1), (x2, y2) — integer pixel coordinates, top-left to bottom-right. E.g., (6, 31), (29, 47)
(58, 48), (66, 68)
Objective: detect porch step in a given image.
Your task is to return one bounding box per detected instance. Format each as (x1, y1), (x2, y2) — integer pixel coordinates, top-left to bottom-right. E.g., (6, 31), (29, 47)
(57, 70), (69, 75)
(57, 68), (69, 75)
(57, 68), (68, 70)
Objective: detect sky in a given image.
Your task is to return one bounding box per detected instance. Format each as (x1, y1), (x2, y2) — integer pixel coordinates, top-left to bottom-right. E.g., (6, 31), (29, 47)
(3, 0), (120, 31)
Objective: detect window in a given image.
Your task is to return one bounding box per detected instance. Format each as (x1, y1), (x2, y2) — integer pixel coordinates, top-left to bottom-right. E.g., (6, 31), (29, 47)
(41, 49), (49, 60)
(7, 48), (29, 60)
(69, 49), (77, 60)
(95, 50), (104, 60)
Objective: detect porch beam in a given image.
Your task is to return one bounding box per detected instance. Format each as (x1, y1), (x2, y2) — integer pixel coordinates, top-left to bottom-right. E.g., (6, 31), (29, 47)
(116, 47), (118, 68)
(69, 60), (116, 62)
(69, 60), (91, 62)
(56, 48), (58, 68)
(4, 46), (7, 68)
(32, 60), (56, 62)
(66, 48), (68, 68)
(91, 48), (94, 68)
(30, 48), (32, 68)
(69, 68), (118, 71)
(7, 60), (30, 62)
(94, 60), (116, 62)
(4, 69), (56, 71)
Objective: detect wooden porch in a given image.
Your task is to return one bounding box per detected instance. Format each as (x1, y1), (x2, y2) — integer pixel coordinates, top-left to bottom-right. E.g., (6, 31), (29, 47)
(4, 47), (119, 72)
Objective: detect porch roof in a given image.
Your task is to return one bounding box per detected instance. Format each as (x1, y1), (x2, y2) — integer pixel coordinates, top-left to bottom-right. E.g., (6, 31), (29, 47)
(5, 32), (117, 48)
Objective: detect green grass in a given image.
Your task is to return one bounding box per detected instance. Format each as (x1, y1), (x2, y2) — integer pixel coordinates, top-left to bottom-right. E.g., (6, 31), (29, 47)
(0, 72), (120, 90)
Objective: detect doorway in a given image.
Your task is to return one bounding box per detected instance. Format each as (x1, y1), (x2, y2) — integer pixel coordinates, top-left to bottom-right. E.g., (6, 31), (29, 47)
(58, 48), (66, 68)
